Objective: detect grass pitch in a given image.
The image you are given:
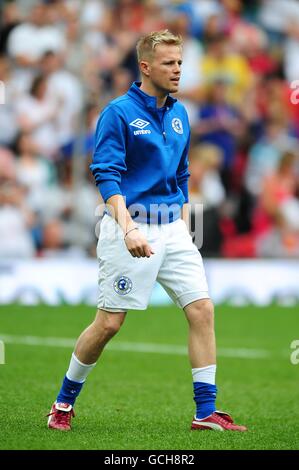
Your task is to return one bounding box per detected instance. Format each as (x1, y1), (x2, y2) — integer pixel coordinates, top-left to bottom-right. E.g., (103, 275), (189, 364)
(0, 304), (298, 450)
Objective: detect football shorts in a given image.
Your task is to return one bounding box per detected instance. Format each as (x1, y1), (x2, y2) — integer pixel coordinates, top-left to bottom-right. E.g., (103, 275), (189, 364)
(97, 216), (209, 311)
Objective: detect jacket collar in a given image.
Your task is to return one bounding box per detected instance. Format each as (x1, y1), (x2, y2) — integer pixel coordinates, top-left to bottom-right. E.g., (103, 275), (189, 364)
(127, 81), (177, 110)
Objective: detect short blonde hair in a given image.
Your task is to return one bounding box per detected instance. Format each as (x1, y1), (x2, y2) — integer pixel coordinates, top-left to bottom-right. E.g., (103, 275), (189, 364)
(136, 29), (182, 62)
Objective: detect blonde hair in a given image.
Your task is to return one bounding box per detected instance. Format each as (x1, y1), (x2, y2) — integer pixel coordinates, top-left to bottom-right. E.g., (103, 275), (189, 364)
(136, 29), (182, 62)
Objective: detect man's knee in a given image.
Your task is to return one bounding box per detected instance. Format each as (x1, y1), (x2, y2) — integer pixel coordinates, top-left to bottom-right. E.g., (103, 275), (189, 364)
(185, 299), (214, 328)
(95, 309), (126, 338)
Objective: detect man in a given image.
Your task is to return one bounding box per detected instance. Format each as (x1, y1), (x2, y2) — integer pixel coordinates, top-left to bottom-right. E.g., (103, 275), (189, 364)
(47, 30), (247, 432)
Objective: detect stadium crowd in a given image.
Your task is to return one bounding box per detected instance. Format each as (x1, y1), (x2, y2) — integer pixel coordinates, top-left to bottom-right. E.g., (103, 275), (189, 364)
(1, 0), (299, 259)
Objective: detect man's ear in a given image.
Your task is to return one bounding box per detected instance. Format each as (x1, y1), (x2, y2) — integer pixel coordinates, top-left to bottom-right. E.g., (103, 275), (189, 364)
(139, 60), (150, 77)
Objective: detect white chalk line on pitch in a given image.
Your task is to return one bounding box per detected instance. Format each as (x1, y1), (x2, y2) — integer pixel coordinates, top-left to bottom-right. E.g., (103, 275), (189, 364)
(0, 334), (274, 359)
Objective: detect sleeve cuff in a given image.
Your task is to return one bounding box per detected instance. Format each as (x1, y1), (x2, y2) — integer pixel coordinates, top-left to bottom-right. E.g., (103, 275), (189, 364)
(97, 181), (122, 202)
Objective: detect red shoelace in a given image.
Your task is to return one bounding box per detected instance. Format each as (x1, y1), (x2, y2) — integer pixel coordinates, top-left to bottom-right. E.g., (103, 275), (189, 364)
(47, 408), (75, 425)
(213, 413), (232, 426)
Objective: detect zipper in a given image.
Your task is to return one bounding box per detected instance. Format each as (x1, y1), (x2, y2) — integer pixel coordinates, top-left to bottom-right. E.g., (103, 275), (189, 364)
(160, 106), (169, 143)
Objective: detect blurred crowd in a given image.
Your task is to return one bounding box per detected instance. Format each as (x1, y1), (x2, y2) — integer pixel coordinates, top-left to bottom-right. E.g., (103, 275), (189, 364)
(1, 0), (299, 259)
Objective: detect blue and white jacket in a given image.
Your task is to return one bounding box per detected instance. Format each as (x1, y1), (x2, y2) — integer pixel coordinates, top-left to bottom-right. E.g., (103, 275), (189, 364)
(90, 81), (190, 223)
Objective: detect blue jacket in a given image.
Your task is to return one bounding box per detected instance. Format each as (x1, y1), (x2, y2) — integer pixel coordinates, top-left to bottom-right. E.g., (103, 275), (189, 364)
(90, 82), (190, 223)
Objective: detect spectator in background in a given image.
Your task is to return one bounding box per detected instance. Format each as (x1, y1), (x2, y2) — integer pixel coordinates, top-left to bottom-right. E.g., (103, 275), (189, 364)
(194, 79), (243, 190)
(140, 0), (167, 34)
(258, 0), (287, 44)
(39, 159), (74, 254)
(201, 32), (253, 108)
(81, 0), (106, 30)
(15, 74), (60, 159)
(70, 0), (112, 97)
(229, 20), (277, 78)
(220, 0), (245, 36)
(188, 143), (225, 255)
(7, 2), (66, 93)
(0, 0), (21, 55)
(253, 151), (299, 237)
(222, 150), (299, 258)
(255, 151), (299, 257)
(0, 179), (35, 259)
(40, 51), (83, 159)
(109, 67), (134, 101)
(40, 160), (99, 257)
(103, 1), (167, 83)
(14, 131), (56, 215)
(0, 147), (35, 259)
(0, 147), (16, 182)
(245, 117), (298, 198)
(108, 0), (165, 35)
(259, 0), (299, 82)
(63, 7), (86, 76)
(189, 0), (222, 38)
(283, 2), (299, 83)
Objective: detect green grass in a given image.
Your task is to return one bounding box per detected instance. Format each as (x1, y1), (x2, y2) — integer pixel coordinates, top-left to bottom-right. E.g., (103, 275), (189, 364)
(0, 304), (298, 450)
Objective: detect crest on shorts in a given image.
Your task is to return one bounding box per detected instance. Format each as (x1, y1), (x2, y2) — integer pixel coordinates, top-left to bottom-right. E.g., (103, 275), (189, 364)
(114, 276), (133, 295)
(172, 118), (183, 134)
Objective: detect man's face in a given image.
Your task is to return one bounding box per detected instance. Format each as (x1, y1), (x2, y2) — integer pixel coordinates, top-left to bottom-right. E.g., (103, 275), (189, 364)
(144, 44), (182, 94)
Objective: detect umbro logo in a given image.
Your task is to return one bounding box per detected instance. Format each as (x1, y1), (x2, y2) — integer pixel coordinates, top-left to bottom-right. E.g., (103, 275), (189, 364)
(129, 118), (150, 129)
(129, 118), (152, 135)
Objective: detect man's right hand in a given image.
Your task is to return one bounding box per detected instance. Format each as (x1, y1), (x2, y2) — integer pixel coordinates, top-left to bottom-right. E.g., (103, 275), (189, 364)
(124, 228), (155, 258)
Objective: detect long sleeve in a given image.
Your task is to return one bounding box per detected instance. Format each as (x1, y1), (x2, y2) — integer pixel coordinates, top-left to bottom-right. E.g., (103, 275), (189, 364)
(90, 105), (127, 202)
(176, 128), (191, 203)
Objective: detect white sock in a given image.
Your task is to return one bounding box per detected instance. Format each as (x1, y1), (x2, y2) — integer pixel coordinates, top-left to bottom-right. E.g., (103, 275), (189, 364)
(192, 364), (216, 385)
(66, 353), (96, 383)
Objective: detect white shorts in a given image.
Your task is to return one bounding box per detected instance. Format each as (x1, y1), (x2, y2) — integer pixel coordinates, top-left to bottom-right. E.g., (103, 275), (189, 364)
(97, 216), (209, 312)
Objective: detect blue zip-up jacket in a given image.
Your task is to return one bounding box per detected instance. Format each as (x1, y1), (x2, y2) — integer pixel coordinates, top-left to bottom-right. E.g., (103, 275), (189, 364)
(90, 81), (191, 223)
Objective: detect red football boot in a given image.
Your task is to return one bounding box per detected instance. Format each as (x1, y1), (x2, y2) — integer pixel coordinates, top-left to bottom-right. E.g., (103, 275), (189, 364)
(191, 411), (247, 432)
(47, 402), (75, 431)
